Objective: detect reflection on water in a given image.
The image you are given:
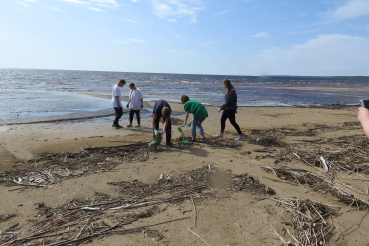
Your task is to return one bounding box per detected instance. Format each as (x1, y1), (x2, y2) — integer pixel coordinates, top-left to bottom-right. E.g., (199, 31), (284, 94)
(1, 69), (368, 120)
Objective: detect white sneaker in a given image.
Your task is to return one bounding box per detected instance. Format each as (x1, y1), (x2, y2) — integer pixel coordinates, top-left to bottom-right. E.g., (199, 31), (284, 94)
(214, 134), (224, 138)
(234, 135), (245, 141)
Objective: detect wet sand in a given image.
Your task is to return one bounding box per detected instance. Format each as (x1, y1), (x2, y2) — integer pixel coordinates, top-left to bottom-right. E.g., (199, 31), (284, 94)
(0, 104), (369, 246)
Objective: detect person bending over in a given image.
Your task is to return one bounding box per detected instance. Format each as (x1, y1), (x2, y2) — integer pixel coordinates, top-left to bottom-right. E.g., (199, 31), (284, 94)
(181, 95), (208, 142)
(126, 83), (143, 127)
(358, 107), (369, 138)
(215, 79), (245, 141)
(111, 79), (126, 129)
(152, 99), (173, 146)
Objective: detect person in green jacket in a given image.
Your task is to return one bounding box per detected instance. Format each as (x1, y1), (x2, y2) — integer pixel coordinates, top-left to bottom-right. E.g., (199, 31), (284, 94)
(181, 95), (208, 142)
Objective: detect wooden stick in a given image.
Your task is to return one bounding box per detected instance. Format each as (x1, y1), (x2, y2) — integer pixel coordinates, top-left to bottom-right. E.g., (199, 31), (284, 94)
(191, 195), (197, 228)
(291, 173), (307, 193)
(262, 176), (298, 186)
(269, 223), (288, 245)
(186, 227), (210, 246)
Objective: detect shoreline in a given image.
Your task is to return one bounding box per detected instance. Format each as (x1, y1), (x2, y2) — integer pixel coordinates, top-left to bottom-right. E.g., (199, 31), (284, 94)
(0, 100), (358, 126)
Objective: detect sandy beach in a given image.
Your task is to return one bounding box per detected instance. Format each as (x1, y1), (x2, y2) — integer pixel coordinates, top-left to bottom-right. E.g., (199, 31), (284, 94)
(1, 103), (369, 246)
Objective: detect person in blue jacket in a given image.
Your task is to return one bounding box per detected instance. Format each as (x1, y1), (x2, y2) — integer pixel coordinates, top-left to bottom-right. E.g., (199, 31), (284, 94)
(215, 79), (245, 140)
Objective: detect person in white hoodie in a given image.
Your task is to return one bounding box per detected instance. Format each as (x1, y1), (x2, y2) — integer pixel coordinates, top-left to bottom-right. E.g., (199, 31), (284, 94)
(111, 79), (126, 129)
(126, 83), (143, 127)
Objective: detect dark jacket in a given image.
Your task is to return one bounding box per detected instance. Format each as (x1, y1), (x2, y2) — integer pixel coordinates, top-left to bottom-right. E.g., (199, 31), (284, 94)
(220, 90), (238, 111)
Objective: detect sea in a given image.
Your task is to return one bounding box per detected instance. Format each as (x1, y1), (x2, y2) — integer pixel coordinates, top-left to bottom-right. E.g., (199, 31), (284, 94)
(1, 68), (369, 124)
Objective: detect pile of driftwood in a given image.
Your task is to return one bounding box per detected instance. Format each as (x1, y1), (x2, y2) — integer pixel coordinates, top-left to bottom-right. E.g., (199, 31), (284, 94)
(172, 137), (244, 148)
(228, 173), (275, 195)
(261, 166), (369, 209)
(0, 143), (150, 189)
(272, 198), (338, 246)
(246, 122), (369, 174)
(0, 198), (172, 246)
(0, 165), (274, 246)
(204, 138), (243, 148)
(274, 135), (369, 174)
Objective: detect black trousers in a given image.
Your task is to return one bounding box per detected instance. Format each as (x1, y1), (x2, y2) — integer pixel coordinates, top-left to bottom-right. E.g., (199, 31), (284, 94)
(129, 110), (140, 124)
(221, 109), (242, 135)
(113, 107), (123, 125)
(153, 115), (172, 144)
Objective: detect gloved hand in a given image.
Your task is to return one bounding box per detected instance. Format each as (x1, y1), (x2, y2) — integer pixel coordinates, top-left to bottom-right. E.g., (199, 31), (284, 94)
(154, 129), (158, 135)
(141, 104), (143, 109)
(161, 129), (165, 135)
(187, 122), (192, 127)
(126, 103), (129, 108)
(181, 122), (186, 127)
(218, 108), (221, 112)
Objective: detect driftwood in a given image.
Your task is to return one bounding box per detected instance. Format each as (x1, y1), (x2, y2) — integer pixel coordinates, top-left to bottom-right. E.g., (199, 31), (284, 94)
(272, 197), (338, 246)
(261, 166), (369, 209)
(0, 165), (274, 246)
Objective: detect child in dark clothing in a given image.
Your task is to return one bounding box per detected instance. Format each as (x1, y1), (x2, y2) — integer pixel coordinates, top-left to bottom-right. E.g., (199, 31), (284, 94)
(215, 79), (245, 140)
(152, 99), (173, 146)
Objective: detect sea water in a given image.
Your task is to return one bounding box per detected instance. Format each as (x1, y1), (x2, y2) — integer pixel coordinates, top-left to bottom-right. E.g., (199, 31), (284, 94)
(1, 68), (368, 122)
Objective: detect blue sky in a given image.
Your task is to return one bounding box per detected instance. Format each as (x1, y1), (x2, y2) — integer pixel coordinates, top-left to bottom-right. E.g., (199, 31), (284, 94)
(1, 0), (369, 76)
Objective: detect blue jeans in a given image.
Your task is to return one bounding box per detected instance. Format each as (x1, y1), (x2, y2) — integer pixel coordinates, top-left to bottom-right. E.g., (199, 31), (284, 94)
(191, 117), (206, 138)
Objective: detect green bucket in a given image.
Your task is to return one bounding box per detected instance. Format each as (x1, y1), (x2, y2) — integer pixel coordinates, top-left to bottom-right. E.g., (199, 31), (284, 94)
(177, 127), (189, 144)
(148, 132), (163, 149)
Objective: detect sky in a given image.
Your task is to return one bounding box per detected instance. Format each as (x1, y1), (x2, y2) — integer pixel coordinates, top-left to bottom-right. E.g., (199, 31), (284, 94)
(1, 0), (369, 76)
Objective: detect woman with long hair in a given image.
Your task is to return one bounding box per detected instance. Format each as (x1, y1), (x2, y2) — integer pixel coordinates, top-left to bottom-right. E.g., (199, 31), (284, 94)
(215, 79), (245, 140)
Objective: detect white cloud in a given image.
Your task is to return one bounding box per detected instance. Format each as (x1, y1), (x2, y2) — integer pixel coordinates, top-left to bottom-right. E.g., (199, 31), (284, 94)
(250, 34), (369, 76)
(24, 0), (38, 3)
(348, 23), (369, 31)
(174, 35), (180, 37)
(18, 2), (28, 7)
(90, 0), (117, 4)
(127, 19), (138, 22)
(89, 7), (103, 11)
(176, 50), (196, 55)
(148, 0), (205, 24)
(59, 0), (90, 4)
(285, 29), (319, 35)
(252, 32), (271, 38)
(214, 10), (228, 16)
(168, 19), (177, 22)
(44, 6), (67, 12)
(132, 0), (139, 2)
(202, 41), (218, 46)
(185, 14), (198, 24)
(126, 39), (145, 43)
(323, 0), (369, 21)
(59, 0), (120, 10)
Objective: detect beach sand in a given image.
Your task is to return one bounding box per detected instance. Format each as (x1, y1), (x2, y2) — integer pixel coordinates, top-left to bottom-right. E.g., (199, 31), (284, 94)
(1, 103), (368, 246)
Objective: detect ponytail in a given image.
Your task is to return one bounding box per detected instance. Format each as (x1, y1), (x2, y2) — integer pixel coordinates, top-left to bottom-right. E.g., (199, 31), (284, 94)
(223, 79), (234, 98)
